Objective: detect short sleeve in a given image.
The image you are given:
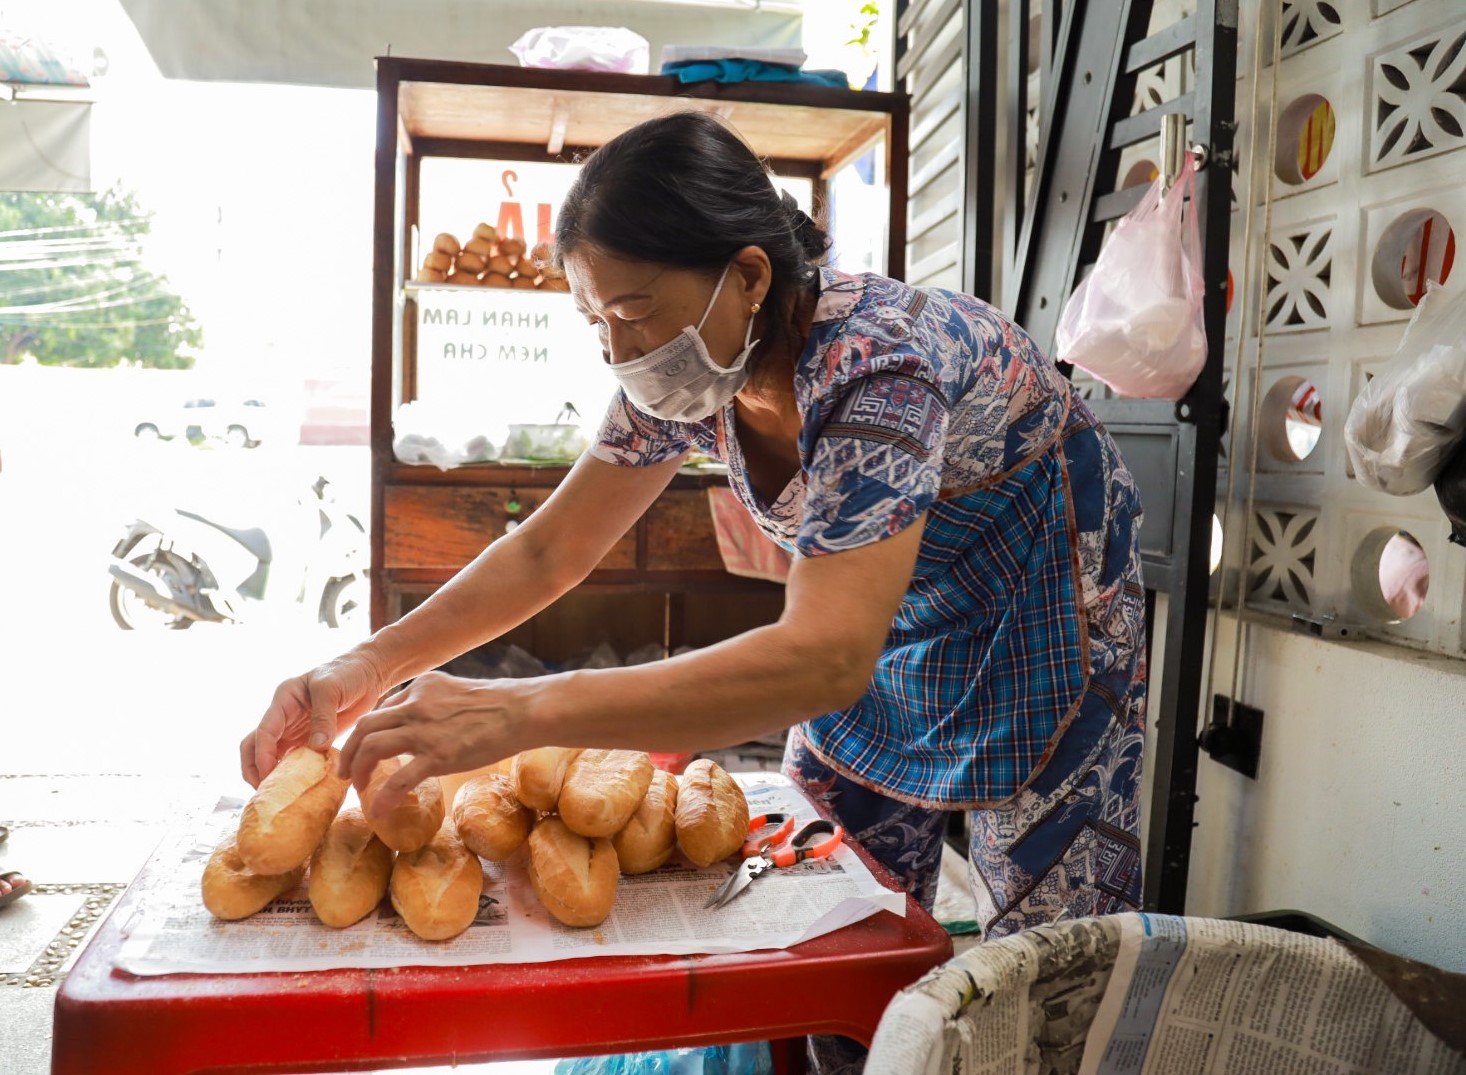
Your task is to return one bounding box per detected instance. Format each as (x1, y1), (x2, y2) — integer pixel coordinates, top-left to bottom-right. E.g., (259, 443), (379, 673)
(796, 372), (948, 556)
(587, 388), (695, 467)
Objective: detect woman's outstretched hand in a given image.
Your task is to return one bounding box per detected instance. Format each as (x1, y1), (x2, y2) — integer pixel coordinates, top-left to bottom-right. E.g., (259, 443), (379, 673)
(337, 671), (532, 816)
(241, 651), (391, 787)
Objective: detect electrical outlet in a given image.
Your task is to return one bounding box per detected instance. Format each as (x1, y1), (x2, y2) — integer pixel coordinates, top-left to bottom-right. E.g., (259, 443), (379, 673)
(1199, 695), (1264, 779)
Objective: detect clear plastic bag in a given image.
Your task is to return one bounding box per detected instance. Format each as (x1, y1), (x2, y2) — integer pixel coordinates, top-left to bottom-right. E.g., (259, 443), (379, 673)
(509, 26), (651, 75)
(1345, 281), (1466, 495)
(1053, 155), (1206, 400)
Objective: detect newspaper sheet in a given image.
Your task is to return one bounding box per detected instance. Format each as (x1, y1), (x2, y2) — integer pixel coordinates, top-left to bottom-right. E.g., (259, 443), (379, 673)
(867, 914), (1466, 1075)
(1078, 915), (1466, 1075)
(112, 773), (905, 976)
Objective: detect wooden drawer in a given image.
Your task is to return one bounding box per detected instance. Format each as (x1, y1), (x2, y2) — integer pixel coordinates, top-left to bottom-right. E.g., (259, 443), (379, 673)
(382, 484), (637, 572)
(643, 489), (724, 571)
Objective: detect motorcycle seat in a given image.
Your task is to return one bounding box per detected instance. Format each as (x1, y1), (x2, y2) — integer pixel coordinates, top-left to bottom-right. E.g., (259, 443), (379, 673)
(177, 510), (273, 561)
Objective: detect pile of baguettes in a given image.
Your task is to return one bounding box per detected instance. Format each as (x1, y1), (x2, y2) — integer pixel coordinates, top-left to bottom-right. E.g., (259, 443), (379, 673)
(414, 223), (571, 292)
(202, 747), (750, 942)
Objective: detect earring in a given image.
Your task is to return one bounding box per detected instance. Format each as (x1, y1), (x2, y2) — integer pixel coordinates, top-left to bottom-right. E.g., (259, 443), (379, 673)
(750, 302), (762, 314)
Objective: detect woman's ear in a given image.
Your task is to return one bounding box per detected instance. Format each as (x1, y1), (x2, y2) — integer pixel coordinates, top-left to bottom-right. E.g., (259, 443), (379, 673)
(730, 245), (773, 310)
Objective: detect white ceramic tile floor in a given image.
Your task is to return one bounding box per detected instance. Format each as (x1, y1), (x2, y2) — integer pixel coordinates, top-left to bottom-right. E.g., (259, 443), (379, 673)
(0, 893), (86, 974)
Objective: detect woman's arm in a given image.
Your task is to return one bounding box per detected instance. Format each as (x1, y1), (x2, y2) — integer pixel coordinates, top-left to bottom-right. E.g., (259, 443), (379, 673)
(339, 514), (927, 802)
(243, 452), (684, 784)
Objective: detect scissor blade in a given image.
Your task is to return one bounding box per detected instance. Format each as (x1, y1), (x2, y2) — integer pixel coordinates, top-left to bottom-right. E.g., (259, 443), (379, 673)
(705, 861), (755, 909)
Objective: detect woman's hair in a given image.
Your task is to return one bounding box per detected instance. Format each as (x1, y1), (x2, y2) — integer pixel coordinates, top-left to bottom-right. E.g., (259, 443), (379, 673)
(554, 110), (830, 378)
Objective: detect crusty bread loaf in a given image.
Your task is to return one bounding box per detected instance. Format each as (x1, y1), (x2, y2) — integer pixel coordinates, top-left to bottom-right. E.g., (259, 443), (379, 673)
(558, 749), (655, 838)
(437, 757), (514, 809)
(359, 755), (445, 853)
(674, 759), (749, 867)
(611, 769), (678, 874)
(527, 817), (618, 927)
(308, 808), (394, 928)
(202, 830), (305, 921)
(512, 747), (582, 812)
(236, 746), (350, 875)
(389, 820), (483, 941)
(452, 773), (533, 861)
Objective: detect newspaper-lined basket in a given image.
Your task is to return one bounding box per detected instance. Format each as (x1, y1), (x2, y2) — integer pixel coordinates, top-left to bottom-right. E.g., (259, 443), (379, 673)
(867, 913), (1466, 1075)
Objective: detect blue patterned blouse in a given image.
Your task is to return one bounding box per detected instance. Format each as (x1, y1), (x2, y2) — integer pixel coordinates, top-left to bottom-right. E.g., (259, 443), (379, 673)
(589, 268), (1147, 809)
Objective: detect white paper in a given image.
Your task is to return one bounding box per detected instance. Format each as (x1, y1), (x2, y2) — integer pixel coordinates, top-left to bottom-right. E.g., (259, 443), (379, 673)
(112, 774), (905, 976)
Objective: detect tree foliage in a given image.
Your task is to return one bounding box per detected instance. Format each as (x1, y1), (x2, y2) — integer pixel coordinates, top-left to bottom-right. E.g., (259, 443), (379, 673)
(0, 187), (201, 368)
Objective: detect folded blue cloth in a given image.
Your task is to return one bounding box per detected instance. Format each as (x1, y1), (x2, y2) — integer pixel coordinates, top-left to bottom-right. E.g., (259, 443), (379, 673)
(661, 59), (849, 89)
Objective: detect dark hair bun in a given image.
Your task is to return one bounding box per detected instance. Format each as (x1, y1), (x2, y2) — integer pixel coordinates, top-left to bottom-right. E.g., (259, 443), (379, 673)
(778, 190), (831, 262)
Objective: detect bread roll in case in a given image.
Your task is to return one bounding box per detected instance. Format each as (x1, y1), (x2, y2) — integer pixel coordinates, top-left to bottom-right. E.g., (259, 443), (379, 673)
(236, 746), (350, 875)
(558, 749), (655, 838)
(359, 755), (445, 853)
(452, 773), (533, 861)
(512, 747), (582, 812)
(527, 817), (618, 927)
(674, 759), (749, 867)
(389, 820), (483, 941)
(202, 831), (305, 921)
(611, 769), (678, 874)
(308, 808), (395, 928)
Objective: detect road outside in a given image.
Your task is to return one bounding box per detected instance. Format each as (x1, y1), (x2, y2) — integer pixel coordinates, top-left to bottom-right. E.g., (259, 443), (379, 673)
(0, 364), (372, 787)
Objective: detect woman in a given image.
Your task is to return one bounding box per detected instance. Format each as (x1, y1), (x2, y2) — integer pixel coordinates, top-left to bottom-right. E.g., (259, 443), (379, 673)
(243, 109), (1146, 973)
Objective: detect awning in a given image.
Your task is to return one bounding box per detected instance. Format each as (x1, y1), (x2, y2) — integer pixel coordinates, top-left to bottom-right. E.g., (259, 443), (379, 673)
(115, 0), (803, 90)
(0, 30), (93, 192)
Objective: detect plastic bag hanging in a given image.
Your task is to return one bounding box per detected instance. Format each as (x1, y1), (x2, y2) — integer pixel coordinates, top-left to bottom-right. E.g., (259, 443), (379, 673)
(1053, 153), (1207, 400)
(1344, 281), (1466, 496)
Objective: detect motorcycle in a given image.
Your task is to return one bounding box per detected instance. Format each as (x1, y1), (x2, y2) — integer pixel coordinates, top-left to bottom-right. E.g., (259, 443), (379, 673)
(108, 476), (368, 630)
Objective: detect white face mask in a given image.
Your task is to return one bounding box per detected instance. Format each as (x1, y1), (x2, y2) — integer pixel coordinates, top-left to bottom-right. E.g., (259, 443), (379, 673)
(608, 264), (760, 423)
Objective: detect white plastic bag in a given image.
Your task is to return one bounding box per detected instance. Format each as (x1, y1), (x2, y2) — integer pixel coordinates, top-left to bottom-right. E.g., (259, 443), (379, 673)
(391, 400), (501, 470)
(509, 26), (650, 75)
(1345, 281), (1466, 495)
(1053, 155), (1206, 399)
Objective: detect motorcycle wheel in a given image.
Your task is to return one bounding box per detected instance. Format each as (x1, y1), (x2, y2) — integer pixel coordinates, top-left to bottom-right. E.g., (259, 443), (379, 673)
(319, 573), (364, 629)
(109, 549), (199, 630)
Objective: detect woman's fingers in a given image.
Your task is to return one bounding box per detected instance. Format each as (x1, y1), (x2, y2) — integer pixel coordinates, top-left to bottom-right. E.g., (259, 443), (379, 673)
(362, 752), (440, 819)
(340, 704), (420, 788)
(239, 730), (262, 788)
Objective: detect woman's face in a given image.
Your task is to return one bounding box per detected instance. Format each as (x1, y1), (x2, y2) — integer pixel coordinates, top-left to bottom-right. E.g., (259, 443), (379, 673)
(562, 247), (762, 369)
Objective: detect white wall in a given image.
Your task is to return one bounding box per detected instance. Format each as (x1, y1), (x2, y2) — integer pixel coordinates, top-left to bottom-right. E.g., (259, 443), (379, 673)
(1161, 604), (1466, 972)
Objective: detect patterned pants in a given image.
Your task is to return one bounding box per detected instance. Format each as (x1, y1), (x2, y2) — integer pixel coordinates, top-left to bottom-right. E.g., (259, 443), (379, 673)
(782, 693), (1145, 1074)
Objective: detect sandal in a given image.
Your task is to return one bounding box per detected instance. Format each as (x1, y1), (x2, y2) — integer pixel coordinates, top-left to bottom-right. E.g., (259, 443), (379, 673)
(0, 871), (32, 909)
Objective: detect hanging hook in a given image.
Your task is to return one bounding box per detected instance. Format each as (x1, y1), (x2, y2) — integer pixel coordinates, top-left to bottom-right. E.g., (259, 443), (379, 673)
(1159, 112), (1189, 193)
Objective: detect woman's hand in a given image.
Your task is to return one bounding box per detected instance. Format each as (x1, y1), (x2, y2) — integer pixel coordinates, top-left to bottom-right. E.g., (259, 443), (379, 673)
(338, 671), (532, 817)
(240, 651), (391, 788)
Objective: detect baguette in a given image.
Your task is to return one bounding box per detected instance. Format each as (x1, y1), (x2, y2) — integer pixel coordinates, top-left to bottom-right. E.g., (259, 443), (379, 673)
(452, 773), (534, 861)
(558, 749), (655, 838)
(359, 755), (445, 853)
(611, 769), (678, 874)
(512, 747), (582, 812)
(674, 759), (749, 867)
(389, 820), (483, 941)
(308, 808), (394, 928)
(236, 746), (350, 875)
(527, 817), (618, 927)
(201, 830), (305, 920)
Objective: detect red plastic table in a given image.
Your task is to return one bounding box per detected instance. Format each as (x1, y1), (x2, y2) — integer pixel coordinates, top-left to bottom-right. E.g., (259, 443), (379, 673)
(53, 827), (952, 1074)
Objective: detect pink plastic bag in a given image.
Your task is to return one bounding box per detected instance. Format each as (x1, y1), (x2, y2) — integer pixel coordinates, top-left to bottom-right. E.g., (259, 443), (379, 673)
(1054, 154), (1207, 399)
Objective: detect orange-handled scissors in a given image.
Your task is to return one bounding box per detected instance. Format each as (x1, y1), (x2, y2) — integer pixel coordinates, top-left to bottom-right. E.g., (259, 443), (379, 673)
(705, 815), (845, 909)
